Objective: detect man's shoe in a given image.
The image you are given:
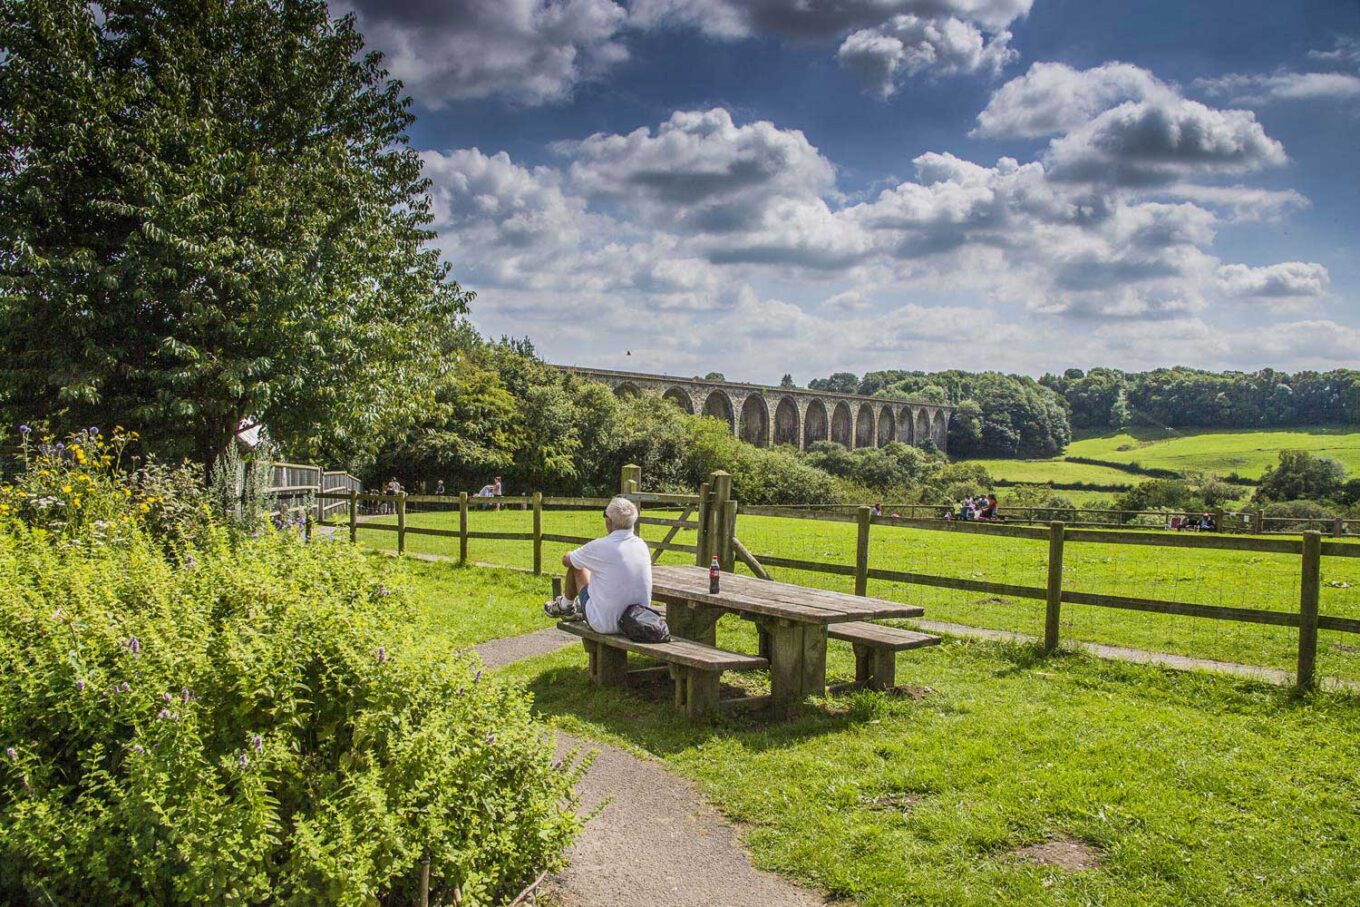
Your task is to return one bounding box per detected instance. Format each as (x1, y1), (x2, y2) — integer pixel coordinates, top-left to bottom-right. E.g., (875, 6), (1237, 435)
(544, 595), (581, 619)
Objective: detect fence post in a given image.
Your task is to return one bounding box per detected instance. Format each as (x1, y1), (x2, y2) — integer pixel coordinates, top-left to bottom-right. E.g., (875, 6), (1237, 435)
(532, 491), (543, 575)
(458, 492), (469, 565)
(396, 492), (407, 556)
(707, 471), (732, 570)
(1333, 517), (1344, 539)
(854, 506), (871, 596)
(720, 500), (737, 573)
(314, 468), (324, 525)
(348, 489), (358, 543)
(1253, 510), (1264, 534)
(694, 481), (712, 566)
(1296, 530), (1322, 690)
(1044, 521), (1066, 653)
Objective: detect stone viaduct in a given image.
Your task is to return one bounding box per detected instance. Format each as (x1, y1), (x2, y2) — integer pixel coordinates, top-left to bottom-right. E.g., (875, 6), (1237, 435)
(559, 366), (952, 452)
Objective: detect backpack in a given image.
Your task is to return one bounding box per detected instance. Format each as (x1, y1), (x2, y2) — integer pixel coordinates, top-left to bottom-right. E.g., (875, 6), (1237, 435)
(620, 604), (671, 643)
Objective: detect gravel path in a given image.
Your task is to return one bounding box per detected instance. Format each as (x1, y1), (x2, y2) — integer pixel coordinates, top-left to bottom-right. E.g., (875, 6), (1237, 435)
(473, 633), (828, 907)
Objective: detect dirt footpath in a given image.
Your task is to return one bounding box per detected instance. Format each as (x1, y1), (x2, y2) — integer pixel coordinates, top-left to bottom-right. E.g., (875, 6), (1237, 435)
(474, 632), (828, 907)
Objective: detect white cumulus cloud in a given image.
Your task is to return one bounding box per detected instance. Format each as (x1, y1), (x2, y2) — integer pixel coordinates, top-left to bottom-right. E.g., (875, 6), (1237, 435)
(974, 61), (1180, 138)
(338, 0), (628, 106)
(837, 15), (1016, 97)
(1217, 262), (1330, 303)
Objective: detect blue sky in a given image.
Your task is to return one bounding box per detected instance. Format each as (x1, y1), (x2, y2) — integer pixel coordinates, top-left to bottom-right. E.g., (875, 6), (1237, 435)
(340, 0), (1360, 383)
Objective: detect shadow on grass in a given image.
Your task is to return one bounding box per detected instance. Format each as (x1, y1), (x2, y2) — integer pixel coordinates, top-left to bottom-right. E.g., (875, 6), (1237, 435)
(521, 658), (936, 759)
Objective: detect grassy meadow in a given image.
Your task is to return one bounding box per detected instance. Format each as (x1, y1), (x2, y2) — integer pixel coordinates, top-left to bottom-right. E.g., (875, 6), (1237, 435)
(1066, 426), (1360, 479)
(385, 558), (1360, 907)
(352, 505), (1360, 683)
(970, 426), (1360, 489)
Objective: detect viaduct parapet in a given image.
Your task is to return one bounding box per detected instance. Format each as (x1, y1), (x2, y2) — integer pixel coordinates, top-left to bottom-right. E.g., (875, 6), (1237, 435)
(558, 365), (951, 452)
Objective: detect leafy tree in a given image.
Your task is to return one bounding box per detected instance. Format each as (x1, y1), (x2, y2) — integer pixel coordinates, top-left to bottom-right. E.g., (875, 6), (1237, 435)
(1115, 479), (1200, 513)
(0, 0), (468, 467)
(704, 371), (726, 381)
(779, 373), (795, 388)
(808, 372), (859, 394)
(1254, 451), (1346, 504)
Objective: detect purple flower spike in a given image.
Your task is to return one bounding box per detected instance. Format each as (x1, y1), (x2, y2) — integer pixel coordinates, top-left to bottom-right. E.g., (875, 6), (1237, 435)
(76, 678), (86, 692)
(5, 747), (16, 761)
(18, 425), (30, 435)
(55, 442), (64, 452)
(88, 427), (99, 436)
(252, 735), (264, 753)
(118, 681), (131, 694)
(485, 733), (496, 745)
(473, 669), (482, 685)
(375, 646), (388, 664)
(162, 691), (173, 703)
(124, 637), (141, 656)
(156, 709), (172, 721)
(377, 583), (390, 597)
(181, 688), (192, 703)
(239, 753), (249, 768)
(131, 744), (145, 756)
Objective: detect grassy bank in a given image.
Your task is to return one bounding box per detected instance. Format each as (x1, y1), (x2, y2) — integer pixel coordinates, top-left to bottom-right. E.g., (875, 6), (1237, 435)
(394, 560), (1360, 907)
(1067, 426), (1360, 479)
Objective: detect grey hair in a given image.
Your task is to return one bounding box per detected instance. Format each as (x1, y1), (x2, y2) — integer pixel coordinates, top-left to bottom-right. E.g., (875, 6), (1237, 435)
(606, 496), (639, 529)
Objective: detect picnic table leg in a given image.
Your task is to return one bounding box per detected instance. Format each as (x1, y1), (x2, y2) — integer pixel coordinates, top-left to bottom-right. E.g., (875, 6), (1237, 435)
(685, 670), (720, 720)
(666, 600), (722, 646)
(801, 624), (828, 698)
(766, 620), (807, 716)
(584, 639), (628, 688)
(596, 646), (628, 688)
(757, 626), (771, 661)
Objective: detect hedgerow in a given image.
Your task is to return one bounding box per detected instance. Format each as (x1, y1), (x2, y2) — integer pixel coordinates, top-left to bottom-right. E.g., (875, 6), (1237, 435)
(0, 432), (580, 905)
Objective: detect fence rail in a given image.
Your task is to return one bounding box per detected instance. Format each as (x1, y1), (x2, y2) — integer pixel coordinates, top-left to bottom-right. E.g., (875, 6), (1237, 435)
(736, 502), (1358, 690)
(740, 501), (1354, 537)
(312, 464), (1357, 690)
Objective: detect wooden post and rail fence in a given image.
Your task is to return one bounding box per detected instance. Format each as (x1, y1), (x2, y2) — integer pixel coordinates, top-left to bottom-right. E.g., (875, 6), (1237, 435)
(302, 463), (1356, 691)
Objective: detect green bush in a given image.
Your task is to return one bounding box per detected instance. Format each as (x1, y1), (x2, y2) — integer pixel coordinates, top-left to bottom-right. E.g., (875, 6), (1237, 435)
(0, 445), (579, 905)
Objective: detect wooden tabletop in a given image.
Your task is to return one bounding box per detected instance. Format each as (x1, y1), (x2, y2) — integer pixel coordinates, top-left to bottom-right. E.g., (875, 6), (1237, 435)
(651, 564), (924, 624)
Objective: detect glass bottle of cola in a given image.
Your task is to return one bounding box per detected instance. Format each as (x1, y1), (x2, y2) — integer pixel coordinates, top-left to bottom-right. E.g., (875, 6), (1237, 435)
(709, 555), (720, 593)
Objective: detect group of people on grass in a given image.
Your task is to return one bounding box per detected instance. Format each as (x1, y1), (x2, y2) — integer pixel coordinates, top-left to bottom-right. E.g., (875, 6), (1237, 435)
(1170, 512), (1217, 532)
(947, 493), (998, 522)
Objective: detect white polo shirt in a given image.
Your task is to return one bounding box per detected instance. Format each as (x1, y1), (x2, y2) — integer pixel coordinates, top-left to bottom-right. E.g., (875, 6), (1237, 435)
(568, 529), (653, 634)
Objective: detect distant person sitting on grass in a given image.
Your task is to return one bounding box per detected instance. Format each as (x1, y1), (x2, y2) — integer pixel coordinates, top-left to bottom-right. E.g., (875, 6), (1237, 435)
(977, 493), (998, 521)
(544, 496), (652, 634)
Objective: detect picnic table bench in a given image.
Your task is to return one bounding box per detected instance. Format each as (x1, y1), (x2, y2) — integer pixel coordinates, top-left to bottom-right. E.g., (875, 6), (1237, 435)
(557, 620), (767, 719)
(650, 565), (933, 716)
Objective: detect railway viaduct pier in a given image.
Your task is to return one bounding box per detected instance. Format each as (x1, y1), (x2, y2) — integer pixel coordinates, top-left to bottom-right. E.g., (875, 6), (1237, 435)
(559, 366), (951, 452)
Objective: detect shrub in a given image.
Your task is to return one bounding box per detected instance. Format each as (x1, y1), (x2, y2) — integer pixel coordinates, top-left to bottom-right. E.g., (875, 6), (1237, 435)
(0, 448), (579, 904)
(1254, 450), (1347, 504)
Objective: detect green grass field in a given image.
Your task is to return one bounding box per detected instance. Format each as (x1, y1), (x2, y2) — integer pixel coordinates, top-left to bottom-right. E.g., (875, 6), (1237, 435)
(964, 458), (1137, 488)
(1066, 426), (1360, 479)
(389, 559), (1360, 907)
(354, 506), (1360, 683)
(962, 426), (1360, 504)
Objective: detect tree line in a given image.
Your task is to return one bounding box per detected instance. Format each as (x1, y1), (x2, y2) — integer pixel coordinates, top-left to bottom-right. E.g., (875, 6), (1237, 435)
(806, 366), (1360, 459)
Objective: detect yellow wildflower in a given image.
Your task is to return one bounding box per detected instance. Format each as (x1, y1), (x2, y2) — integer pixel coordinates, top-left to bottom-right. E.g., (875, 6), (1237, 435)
(62, 484), (73, 493)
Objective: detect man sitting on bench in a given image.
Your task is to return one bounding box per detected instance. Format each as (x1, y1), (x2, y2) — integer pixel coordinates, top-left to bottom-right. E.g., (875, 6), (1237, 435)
(544, 496), (652, 634)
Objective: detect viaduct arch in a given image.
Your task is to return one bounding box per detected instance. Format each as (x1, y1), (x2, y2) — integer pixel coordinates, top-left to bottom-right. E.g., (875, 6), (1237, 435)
(564, 365), (952, 452)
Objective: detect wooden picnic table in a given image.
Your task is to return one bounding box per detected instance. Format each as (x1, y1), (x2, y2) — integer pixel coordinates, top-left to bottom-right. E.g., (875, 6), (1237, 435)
(651, 564), (924, 714)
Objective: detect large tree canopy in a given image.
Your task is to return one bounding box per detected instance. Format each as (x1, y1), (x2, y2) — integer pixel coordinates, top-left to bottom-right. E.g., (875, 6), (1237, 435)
(0, 0), (469, 465)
